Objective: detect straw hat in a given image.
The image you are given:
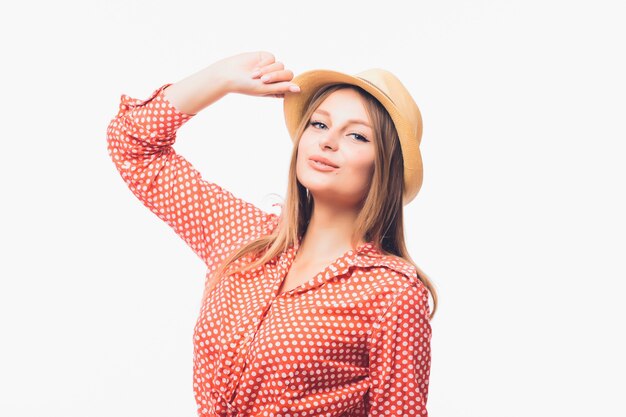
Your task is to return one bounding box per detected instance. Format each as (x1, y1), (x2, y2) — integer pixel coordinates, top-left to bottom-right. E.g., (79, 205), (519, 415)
(283, 68), (424, 206)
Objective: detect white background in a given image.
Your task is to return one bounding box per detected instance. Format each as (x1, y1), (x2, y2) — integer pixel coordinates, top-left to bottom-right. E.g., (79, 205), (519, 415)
(1, 0), (624, 416)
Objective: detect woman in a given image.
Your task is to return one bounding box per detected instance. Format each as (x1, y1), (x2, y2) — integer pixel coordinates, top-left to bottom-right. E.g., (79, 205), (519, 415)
(107, 51), (437, 416)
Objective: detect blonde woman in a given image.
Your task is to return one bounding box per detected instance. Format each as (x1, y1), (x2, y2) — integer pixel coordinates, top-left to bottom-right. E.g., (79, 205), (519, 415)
(107, 51), (437, 416)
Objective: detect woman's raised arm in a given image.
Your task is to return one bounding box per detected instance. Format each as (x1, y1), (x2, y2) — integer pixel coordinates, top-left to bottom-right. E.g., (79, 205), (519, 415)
(106, 51), (300, 268)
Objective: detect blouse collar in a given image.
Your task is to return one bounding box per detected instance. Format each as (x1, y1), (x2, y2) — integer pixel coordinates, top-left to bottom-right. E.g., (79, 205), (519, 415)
(276, 235), (420, 296)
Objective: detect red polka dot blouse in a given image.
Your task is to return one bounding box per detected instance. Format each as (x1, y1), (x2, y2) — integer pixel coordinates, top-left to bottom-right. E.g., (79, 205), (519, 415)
(107, 83), (432, 416)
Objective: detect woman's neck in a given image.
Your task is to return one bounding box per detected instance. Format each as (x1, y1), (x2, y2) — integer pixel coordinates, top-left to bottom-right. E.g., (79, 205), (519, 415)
(296, 200), (364, 265)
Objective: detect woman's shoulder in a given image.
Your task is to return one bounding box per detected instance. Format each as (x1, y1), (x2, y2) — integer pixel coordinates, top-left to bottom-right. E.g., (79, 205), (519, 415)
(353, 246), (426, 293)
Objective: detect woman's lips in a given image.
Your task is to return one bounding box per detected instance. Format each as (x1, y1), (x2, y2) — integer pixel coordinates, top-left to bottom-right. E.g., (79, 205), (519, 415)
(308, 159), (338, 172)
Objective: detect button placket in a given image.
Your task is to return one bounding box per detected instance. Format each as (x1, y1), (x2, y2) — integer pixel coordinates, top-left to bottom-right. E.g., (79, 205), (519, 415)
(224, 248), (297, 412)
(225, 322), (259, 403)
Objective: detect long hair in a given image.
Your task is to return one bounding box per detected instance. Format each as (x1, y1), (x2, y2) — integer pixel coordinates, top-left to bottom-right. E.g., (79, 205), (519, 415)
(208, 84), (438, 319)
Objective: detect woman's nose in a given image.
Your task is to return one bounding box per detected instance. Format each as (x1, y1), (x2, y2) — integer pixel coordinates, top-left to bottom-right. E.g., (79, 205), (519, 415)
(319, 129), (339, 150)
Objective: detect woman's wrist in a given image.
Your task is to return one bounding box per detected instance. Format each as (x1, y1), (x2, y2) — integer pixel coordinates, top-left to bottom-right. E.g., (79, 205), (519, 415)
(163, 63), (230, 115)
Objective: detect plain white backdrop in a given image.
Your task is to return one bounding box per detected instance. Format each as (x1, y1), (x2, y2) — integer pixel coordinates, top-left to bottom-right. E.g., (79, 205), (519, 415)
(1, 0), (624, 416)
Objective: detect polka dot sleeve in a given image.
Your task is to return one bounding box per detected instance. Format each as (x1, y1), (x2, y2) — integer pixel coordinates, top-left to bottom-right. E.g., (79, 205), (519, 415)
(106, 83), (274, 267)
(367, 285), (432, 416)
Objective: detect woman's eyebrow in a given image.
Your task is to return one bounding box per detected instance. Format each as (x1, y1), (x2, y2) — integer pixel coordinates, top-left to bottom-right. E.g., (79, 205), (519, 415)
(313, 108), (371, 128)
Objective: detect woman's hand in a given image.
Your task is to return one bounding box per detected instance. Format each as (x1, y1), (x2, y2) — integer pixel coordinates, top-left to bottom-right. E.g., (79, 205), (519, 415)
(163, 51), (300, 115)
(214, 51), (301, 98)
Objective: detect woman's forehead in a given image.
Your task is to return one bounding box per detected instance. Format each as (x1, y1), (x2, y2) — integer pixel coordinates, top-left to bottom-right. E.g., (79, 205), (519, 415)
(314, 89), (371, 121)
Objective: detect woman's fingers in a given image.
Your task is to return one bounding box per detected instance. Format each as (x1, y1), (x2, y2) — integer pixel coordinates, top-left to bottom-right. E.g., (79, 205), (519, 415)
(251, 61), (285, 79)
(261, 69), (294, 84)
(262, 80), (300, 96)
(221, 52), (300, 98)
(254, 51), (276, 69)
(250, 66), (299, 96)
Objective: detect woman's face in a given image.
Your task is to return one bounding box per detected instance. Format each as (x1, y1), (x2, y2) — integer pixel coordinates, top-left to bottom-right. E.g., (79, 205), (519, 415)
(296, 88), (376, 208)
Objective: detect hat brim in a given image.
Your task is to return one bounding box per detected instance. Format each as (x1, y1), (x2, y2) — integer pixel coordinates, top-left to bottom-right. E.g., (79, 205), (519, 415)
(283, 69), (423, 205)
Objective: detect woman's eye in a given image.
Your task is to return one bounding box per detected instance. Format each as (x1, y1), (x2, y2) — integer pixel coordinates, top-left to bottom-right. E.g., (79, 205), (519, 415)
(350, 133), (370, 143)
(309, 121), (327, 129)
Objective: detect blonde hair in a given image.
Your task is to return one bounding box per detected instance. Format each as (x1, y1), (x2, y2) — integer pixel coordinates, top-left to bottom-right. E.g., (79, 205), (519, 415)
(208, 84), (438, 319)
